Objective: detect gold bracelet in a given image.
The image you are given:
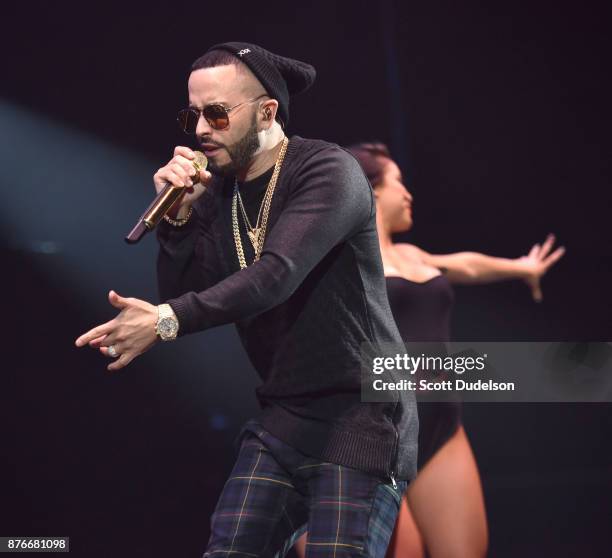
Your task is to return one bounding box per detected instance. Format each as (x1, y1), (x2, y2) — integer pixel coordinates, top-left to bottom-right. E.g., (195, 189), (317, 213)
(163, 206), (193, 227)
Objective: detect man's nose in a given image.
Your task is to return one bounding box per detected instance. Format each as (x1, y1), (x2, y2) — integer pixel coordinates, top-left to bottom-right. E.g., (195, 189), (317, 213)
(195, 112), (213, 136)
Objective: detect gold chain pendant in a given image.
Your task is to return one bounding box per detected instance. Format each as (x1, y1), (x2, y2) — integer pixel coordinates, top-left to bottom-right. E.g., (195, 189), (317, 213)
(247, 228), (261, 250)
(232, 137), (289, 269)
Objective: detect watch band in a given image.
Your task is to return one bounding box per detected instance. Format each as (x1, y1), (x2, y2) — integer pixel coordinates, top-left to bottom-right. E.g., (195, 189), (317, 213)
(158, 303), (176, 321)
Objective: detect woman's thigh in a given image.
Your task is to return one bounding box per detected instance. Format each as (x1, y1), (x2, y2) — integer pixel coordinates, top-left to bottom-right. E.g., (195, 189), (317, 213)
(399, 426), (488, 558)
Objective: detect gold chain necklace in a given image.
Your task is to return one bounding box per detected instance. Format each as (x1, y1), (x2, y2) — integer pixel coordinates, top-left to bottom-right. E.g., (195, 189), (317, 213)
(236, 188), (265, 250)
(232, 136), (289, 269)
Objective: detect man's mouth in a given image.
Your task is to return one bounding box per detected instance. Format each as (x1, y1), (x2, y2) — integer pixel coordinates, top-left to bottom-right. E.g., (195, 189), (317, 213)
(201, 144), (223, 156)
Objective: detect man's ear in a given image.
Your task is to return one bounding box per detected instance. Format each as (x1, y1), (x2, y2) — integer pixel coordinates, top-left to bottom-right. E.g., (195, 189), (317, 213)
(260, 99), (279, 129)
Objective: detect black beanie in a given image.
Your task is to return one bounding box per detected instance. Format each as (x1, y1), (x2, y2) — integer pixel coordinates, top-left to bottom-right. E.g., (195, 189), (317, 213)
(205, 42), (316, 127)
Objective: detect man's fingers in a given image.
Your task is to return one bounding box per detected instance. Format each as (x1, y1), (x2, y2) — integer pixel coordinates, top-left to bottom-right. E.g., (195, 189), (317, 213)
(108, 290), (130, 309)
(107, 352), (134, 372)
(99, 332), (119, 346)
(99, 343), (124, 358)
(172, 155), (199, 178)
(199, 169), (213, 185)
(169, 162), (194, 185)
(88, 335), (107, 348)
(173, 146), (195, 160)
(75, 320), (115, 347)
(158, 168), (188, 188)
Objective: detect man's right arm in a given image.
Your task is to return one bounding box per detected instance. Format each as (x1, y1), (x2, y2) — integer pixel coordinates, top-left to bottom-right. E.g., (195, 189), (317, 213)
(154, 146), (220, 302)
(157, 212), (197, 301)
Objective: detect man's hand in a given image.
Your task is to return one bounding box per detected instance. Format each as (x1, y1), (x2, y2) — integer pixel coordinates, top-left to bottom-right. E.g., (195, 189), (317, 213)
(519, 233), (566, 302)
(154, 146), (212, 218)
(75, 291), (159, 371)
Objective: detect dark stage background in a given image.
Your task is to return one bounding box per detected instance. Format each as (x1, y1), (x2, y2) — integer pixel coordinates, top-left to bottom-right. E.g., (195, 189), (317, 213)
(2, 1), (611, 556)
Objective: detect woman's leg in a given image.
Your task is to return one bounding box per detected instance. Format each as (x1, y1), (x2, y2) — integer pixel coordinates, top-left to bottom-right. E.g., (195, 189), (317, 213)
(385, 493), (426, 557)
(390, 426), (488, 558)
(293, 533), (307, 555)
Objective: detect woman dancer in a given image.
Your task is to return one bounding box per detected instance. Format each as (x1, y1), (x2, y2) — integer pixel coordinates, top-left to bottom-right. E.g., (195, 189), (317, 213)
(293, 143), (565, 557)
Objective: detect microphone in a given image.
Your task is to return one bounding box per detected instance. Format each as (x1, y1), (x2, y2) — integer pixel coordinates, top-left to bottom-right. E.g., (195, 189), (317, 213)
(125, 151), (208, 244)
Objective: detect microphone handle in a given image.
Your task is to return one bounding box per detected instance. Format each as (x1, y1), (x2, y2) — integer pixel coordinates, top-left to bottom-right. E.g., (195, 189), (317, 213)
(125, 183), (184, 244)
(125, 151), (207, 245)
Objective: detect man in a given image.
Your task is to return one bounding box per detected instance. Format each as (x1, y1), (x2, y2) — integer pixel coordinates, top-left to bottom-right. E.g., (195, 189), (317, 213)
(76, 42), (418, 557)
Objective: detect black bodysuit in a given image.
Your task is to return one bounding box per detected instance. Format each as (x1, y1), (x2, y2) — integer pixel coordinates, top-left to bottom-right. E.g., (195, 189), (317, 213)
(385, 274), (462, 468)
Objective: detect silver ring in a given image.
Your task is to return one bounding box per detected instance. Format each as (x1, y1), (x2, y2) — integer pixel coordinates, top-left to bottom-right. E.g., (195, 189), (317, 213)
(107, 345), (119, 358)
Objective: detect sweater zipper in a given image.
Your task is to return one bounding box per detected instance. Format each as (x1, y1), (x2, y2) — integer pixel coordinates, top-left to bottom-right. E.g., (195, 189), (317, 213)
(388, 399), (400, 490)
(389, 430), (399, 489)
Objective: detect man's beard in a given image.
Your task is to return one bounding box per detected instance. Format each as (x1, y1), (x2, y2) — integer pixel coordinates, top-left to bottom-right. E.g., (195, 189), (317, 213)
(206, 113), (260, 176)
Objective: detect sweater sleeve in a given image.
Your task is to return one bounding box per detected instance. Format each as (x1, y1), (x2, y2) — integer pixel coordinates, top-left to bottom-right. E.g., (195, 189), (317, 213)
(156, 194), (221, 303)
(166, 145), (374, 335)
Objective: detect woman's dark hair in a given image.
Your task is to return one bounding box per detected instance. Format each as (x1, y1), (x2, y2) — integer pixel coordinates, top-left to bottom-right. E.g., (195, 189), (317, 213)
(346, 142), (391, 188)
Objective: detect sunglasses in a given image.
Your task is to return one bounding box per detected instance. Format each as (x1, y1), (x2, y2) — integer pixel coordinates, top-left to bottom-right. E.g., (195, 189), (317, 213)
(177, 94), (268, 134)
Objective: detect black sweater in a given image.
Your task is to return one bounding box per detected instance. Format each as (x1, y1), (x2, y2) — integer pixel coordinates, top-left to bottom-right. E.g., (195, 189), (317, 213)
(156, 136), (418, 481)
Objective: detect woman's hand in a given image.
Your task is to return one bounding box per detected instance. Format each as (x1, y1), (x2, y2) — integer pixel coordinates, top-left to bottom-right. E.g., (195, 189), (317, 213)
(75, 290), (159, 371)
(519, 234), (566, 302)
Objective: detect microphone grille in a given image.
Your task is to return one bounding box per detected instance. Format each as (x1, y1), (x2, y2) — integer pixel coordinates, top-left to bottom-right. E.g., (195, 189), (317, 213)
(192, 151), (208, 183)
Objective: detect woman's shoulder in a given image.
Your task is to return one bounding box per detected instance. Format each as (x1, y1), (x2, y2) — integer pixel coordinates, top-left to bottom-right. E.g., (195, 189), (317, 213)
(394, 242), (426, 260)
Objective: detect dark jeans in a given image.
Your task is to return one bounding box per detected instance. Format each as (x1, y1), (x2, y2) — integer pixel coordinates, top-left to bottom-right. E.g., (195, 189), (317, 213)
(203, 419), (408, 558)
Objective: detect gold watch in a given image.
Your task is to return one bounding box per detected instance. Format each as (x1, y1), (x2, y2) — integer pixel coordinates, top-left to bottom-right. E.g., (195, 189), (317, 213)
(155, 304), (179, 341)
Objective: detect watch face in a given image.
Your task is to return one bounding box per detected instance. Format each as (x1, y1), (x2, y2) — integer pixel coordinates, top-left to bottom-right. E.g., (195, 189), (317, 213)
(158, 316), (178, 339)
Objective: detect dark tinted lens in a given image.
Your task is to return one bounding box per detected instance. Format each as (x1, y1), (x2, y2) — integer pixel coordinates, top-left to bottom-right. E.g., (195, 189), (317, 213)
(203, 104), (230, 130)
(177, 108), (200, 134)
